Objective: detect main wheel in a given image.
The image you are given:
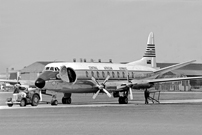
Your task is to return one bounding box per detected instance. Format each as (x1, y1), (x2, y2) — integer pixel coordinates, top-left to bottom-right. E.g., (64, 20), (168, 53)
(118, 97), (124, 104)
(31, 94), (40, 106)
(20, 99), (26, 107)
(123, 96), (128, 104)
(118, 97), (128, 104)
(62, 97), (71, 104)
(62, 97), (66, 104)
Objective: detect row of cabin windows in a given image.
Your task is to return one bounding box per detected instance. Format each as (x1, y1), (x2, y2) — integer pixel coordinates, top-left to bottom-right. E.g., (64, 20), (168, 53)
(86, 71), (136, 79)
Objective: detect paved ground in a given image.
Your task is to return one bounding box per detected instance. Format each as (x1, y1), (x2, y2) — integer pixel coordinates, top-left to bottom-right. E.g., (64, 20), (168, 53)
(0, 92), (202, 135)
(1, 103), (202, 135)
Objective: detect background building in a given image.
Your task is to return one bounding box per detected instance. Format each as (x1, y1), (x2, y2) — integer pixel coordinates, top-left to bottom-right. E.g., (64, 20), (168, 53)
(20, 61), (54, 80)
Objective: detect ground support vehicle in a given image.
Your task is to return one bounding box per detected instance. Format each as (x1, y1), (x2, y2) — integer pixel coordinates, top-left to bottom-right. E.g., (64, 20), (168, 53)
(6, 88), (41, 107)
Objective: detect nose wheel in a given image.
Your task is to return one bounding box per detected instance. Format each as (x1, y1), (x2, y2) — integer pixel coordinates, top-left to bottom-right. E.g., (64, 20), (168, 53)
(51, 95), (58, 106)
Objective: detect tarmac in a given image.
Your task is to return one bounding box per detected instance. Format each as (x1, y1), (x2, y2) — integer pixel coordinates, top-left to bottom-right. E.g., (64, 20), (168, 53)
(0, 91), (202, 135)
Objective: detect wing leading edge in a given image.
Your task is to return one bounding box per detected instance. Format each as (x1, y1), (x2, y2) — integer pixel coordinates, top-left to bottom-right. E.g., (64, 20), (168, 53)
(147, 76), (202, 84)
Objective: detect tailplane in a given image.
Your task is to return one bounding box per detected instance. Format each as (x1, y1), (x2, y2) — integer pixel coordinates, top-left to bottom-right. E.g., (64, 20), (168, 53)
(127, 32), (156, 68)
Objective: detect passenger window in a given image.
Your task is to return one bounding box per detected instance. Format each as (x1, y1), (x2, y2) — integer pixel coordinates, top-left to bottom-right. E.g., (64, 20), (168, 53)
(102, 71), (105, 78)
(91, 71), (94, 77)
(112, 72), (115, 78)
(97, 71), (100, 78)
(86, 71), (89, 78)
(132, 72), (134, 78)
(122, 72), (125, 78)
(117, 72), (119, 78)
(107, 71), (110, 76)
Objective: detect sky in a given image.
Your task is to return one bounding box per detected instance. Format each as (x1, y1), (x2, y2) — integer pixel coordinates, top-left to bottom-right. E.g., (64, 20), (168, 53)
(1, 0), (202, 73)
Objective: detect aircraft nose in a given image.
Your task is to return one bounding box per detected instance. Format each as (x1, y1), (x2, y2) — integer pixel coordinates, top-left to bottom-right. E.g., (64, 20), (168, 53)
(35, 78), (45, 88)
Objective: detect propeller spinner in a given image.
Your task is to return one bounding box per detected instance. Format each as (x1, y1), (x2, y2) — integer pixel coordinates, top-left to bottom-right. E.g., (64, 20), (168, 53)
(91, 75), (111, 99)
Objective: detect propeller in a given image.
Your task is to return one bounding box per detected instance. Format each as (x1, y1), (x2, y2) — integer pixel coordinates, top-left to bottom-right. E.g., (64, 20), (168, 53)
(91, 75), (111, 99)
(39, 89), (42, 101)
(126, 71), (133, 100)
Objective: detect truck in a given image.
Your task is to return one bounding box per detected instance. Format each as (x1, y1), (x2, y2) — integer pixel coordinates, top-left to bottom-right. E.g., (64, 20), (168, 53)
(6, 87), (41, 107)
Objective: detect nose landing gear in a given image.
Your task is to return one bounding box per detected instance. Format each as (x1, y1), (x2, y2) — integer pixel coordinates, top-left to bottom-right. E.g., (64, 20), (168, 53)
(51, 95), (58, 106)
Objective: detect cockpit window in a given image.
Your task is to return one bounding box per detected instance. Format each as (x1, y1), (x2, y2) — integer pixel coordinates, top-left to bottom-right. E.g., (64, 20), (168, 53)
(44, 66), (59, 72)
(50, 67), (54, 71)
(45, 67), (50, 70)
(55, 67), (60, 71)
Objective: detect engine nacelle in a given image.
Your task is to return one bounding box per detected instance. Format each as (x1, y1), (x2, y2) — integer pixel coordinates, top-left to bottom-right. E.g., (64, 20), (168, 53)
(132, 81), (154, 89)
(59, 66), (77, 83)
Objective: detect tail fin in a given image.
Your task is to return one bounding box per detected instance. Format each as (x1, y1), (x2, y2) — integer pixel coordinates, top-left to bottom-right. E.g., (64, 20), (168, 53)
(127, 32), (156, 68)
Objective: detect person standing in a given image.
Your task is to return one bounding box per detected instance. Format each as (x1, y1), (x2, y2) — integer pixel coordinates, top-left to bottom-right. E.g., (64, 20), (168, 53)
(144, 89), (150, 104)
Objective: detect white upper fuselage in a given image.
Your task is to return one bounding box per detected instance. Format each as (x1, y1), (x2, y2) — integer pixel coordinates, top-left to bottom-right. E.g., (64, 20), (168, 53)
(44, 62), (157, 80)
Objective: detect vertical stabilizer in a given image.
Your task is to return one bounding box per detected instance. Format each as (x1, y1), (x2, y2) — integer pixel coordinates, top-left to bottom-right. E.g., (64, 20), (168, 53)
(127, 32), (156, 68)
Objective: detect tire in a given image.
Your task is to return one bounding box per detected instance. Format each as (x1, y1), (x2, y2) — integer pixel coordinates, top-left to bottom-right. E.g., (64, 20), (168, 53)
(51, 100), (58, 106)
(20, 99), (26, 107)
(118, 97), (123, 104)
(62, 97), (66, 104)
(123, 97), (128, 104)
(62, 97), (71, 104)
(118, 97), (128, 104)
(66, 98), (71, 104)
(31, 94), (40, 106)
(7, 104), (13, 107)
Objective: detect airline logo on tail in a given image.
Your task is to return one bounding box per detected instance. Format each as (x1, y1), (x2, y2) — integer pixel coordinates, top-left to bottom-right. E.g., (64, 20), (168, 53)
(127, 32), (156, 67)
(144, 32), (155, 57)
(144, 44), (156, 58)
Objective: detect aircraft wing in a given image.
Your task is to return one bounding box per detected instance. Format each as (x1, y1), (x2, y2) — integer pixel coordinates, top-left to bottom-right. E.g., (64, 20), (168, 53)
(0, 79), (18, 84)
(0, 79), (36, 87)
(153, 60), (196, 75)
(146, 76), (202, 83)
(127, 76), (202, 90)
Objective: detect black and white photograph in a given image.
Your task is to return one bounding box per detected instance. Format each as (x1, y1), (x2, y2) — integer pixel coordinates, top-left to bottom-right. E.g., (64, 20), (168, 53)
(1, 0), (202, 135)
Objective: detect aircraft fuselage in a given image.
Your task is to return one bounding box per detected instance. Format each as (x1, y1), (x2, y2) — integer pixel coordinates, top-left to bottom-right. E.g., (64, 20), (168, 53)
(37, 62), (156, 93)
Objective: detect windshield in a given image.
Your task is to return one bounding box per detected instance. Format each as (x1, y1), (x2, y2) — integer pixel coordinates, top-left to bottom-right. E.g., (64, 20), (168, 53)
(44, 66), (60, 72)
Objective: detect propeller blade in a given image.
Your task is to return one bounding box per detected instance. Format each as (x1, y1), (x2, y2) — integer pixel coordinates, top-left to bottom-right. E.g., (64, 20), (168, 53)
(91, 77), (100, 85)
(39, 90), (42, 101)
(102, 88), (111, 98)
(93, 90), (100, 99)
(103, 75), (110, 84)
(129, 87), (133, 100)
(126, 70), (129, 81)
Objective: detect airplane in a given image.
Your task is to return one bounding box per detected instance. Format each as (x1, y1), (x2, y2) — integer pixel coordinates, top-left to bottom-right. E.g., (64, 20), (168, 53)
(34, 32), (202, 105)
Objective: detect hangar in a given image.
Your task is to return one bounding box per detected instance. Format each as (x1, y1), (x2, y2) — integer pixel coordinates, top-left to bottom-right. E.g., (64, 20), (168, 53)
(20, 61), (54, 80)
(156, 63), (202, 91)
(8, 61), (202, 91)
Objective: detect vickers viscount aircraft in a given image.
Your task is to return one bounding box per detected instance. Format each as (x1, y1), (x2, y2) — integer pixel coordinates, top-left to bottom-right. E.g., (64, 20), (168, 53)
(35, 32), (202, 105)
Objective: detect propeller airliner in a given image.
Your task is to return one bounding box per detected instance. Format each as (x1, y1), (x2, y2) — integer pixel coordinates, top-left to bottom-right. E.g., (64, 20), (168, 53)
(34, 32), (202, 105)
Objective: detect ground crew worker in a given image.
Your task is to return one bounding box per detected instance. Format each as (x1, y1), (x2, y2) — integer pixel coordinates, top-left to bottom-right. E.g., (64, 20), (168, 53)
(19, 86), (27, 98)
(144, 89), (150, 104)
(14, 84), (21, 93)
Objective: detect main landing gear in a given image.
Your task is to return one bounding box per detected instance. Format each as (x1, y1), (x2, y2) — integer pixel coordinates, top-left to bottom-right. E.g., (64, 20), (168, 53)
(114, 91), (129, 104)
(62, 93), (72, 104)
(119, 96), (128, 104)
